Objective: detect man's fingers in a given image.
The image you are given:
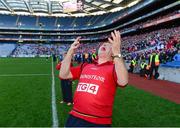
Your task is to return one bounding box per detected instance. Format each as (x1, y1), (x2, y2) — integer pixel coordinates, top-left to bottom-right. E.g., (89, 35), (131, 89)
(115, 30), (119, 37)
(115, 30), (121, 44)
(74, 43), (80, 49)
(76, 36), (81, 40)
(74, 42), (80, 47)
(114, 30), (117, 35)
(117, 31), (122, 43)
(108, 37), (113, 44)
(111, 32), (116, 40)
(74, 37), (81, 44)
(70, 37), (81, 50)
(77, 36), (81, 41)
(114, 30), (120, 41)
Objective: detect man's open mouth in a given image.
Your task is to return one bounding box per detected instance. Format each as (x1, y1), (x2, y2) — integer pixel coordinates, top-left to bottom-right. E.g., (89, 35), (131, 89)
(101, 47), (106, 51)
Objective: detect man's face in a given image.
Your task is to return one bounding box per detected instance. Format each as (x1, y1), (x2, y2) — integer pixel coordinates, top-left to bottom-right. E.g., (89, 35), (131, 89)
(98, 42), (113, 57)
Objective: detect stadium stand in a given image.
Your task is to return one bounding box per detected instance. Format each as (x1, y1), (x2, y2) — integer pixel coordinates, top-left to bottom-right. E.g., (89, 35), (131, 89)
(12, 43), (69, 57)
(0, 43), (16, 57)
(9, 26), (179, 64)
(0, 13), (120, 30)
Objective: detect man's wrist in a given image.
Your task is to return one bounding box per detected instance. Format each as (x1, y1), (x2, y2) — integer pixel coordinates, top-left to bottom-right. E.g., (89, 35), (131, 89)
(68, 48), (74, 55)
(113, 55), (124, 62)
(113, 51), (121, 56)
(112, 53), (122, 58)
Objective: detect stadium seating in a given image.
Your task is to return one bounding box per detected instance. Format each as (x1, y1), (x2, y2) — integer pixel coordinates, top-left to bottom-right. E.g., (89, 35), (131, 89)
(0, 11), (123, 30)
(0, 43), (16, 57)
(12, 43), (69, 57)
(0, 14), (108, 30)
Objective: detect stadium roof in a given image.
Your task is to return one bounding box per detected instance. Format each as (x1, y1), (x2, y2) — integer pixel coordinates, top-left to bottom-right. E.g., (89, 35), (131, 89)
(0, 0), (141, 17)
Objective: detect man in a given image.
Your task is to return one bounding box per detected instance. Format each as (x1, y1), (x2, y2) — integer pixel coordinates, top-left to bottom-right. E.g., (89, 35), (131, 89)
(128, 57), (137, 73)
(60, 30), (128, 127)
(56, 53), (73, 106)
(148, 50), (160, 79)
(140, 60), (148, 77)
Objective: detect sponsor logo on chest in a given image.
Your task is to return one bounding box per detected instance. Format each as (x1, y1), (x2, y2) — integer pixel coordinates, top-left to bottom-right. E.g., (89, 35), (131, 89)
(77, 82), (99, 95)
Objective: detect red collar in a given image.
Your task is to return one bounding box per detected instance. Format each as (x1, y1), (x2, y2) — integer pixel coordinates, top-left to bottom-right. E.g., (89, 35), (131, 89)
(94, 61), (114, 66)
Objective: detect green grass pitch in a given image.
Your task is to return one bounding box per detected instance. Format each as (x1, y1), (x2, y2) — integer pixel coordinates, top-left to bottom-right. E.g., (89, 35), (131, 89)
(0, 58), (179, 127)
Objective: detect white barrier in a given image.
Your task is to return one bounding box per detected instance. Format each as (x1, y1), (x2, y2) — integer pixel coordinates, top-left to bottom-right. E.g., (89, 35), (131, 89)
(158, 67), (180, 83)
(126, 62), (180, 84)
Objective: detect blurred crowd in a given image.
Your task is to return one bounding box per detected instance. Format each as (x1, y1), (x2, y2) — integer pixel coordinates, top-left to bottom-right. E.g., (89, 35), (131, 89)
(124, 26), (180, 63)
(11, 25), (180, 64)
(13, 43), (70, 57)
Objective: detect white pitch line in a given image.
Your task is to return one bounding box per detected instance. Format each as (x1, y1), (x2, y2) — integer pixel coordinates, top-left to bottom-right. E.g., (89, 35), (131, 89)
(51, 58), (59, 127)
(0, 74), (51, 77)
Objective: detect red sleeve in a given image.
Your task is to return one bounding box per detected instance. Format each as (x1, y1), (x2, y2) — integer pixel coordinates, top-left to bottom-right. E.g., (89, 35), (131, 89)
(70, 62), (73, 67)
(70, 63), (87, 80)
(56, 62), (61, 70)
(70, 64), (82, 80)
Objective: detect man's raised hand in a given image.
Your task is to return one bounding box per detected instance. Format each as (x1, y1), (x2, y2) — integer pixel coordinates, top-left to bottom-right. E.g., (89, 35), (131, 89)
(108, 30), (121, 55)
(69, 37), (81, 51)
